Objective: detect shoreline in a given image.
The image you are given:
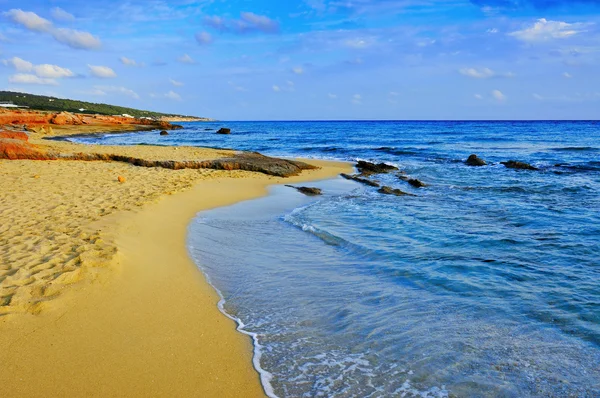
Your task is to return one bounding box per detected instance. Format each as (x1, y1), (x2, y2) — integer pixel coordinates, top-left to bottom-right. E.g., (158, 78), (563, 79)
(0, 127), (351, 397)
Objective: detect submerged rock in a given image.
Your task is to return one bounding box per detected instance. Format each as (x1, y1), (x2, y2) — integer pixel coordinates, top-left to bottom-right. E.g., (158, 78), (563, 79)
(378, 186), (415, 196)
(501, 160), (538, 170)
(285, 185), (322, 196)
(216, 128), (231, 135)
(159, 130), (169, 136)
(466, 154), (487, 167)
(407, 178), (426, 188)
(340, 173), (380, 187)
(356, 160), (398, 175)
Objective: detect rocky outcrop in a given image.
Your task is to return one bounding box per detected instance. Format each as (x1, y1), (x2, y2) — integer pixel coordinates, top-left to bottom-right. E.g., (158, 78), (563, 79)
(466, 154), (487, 167)
(51, 112), (83, 125)
(356, 160), (398, 175)
(0, 131), (29, 141)
(340, 173), (380, 187)
(285, 185), (322, 196)
(378, 186), (415, 196)
(216, 128), (231, 135)
(501, 160), (538, 171)
(0, 136), (53, 160)
(407, 178), (426, 188)
(160, 131), (169, 136)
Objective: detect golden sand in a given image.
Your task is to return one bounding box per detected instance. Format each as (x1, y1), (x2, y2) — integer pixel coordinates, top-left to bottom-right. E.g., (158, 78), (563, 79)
(0, 134), (351, 397)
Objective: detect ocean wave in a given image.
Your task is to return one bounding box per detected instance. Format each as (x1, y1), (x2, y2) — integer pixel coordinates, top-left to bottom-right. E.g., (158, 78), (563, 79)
(551, 146), (599, 152)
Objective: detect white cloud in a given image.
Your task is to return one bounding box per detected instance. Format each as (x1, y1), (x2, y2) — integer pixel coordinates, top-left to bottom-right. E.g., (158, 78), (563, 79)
(169, 78), (184, 87)
(272, 85), (281, 92)
(344, 37), (373, 49)
(165, 91), (182, 101)
(9, 73), (57, 85)
(292, 66), (304, 75)
(492, 90), (506, 101)
(88, 65), (117, 78)
(228, 81), (247, 92)
(328, 93), (337, 99)
(51, 7), (75, 22)
(51, 28), (101, 49)
(533, 92), (600, 102)
(195, 31), (212, 45)
(33, 64), (74, 78)
(459, 67), (514, 79)
(352, 94), (362, 104)
(5, 9), (100, 50)
(2, 57), (33, 72)
(474, 94), (483, 100)
(563, 72), (573, 78)
(4, 9), (52, 32)
(509, 19), (591, 42)
(204, 12), (279, 34)
(178, 54), (195, 64)
(96, 85), (139, 99)
(120, 56), (138, 66)
(3, 57), (73, 80)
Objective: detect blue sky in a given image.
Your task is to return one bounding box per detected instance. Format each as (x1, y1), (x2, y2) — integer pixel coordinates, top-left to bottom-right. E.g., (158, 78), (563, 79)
(1, 0), (599, 120)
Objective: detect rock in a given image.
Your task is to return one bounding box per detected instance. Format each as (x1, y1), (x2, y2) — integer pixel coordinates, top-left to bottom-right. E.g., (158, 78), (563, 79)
(356, 160), (398, 175)
(378, 186), (415, 196)
(216, 128), (231, 135)
(466, 154), (487, 167)
(160, 130), (169, 136)
(407, 178), (426, 188)
(340, 173), (380, 187)
(0, 138), (53, 160)
(117, 176), (126, 183)
(285, 185), (322, 196)
(204, 128), (213, 131)
(501, 160), (538, 171)
(0, 131), (28, 141)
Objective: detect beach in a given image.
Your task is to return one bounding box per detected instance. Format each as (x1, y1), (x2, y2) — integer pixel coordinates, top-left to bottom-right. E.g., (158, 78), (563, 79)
(0, 126), (351, 397)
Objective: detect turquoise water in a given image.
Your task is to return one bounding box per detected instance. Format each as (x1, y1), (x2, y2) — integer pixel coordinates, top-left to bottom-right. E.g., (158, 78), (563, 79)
(69, 121), (600, 397)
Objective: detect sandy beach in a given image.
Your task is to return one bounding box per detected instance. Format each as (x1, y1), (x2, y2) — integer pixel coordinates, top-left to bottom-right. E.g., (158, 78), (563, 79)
(0, 127), (351, 397)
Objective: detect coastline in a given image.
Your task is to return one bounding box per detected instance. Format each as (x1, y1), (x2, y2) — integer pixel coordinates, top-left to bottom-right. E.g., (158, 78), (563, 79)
(0, 127), (351, 397)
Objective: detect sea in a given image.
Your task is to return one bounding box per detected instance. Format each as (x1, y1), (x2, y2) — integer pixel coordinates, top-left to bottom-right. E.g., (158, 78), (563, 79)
(67, 121), (600, 397)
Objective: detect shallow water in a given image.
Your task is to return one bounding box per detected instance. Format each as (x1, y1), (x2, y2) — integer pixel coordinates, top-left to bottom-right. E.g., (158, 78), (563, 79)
(73, 121), (600, 397)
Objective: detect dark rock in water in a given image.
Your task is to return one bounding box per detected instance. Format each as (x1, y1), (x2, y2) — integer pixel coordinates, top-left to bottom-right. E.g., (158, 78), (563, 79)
(501, 160), (538, 170)
(378, 186), (415, 196)
(356, 160), (398, 175)
(285, 185), (322, 196)
(159, 130), (169, 136)
(204, 128), (213, 131)
(340, 173), (380, 187)
(407, 178), (426, 188)
(216, 128), (231, 135)
(170, 124), (184, 130)
(466, 154), (487, 166)
(398, 174), (409, 181)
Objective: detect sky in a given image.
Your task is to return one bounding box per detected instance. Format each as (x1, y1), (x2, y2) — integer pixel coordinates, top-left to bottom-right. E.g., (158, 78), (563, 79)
(1, 0), (599, 120)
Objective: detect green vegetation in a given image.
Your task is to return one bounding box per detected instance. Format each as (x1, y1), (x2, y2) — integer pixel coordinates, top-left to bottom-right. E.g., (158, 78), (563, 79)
(0, 91), (201, 119)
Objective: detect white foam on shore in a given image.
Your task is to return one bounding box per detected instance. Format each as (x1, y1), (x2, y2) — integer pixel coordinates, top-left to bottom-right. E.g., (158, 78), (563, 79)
(187, 242), (279, 398)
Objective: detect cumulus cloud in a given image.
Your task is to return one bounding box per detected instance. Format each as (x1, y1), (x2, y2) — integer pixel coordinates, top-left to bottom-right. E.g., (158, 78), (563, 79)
(169, 78), (184, 87)
(88, 65), (117, 78)
(563, 72), (573, 78)
(4, 9), (52, 32)
(3, 56), (33, 72)
(204, 12), (279, 34)
(459, 67), (514, 78)
(292, 66), (304, 75)
(509, 19), (591, 42)
(195, 31), (213, 45)
(4, 9), (101, 50)
(328, 93), (338, 99)
(51, 7), (75, 22)
(96, 85), (139, 99)
(178, 54), (195, 64)
(474, 94), (484, 100)
(9, 73), (57, 85)
(272, 85), (281, 92)
(492, 89), (506, 101)
(34, 64), (74, 78)
(3, 56), (74, 81)
(120, 57), (138, 66)
(352, 94), (362, 104)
